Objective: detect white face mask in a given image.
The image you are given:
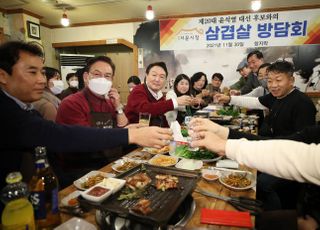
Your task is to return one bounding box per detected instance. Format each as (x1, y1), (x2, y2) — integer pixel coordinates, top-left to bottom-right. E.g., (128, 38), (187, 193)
(69, 80), (79, 88)
(50, 80), (64, 95)
(88, 78), (112, 95)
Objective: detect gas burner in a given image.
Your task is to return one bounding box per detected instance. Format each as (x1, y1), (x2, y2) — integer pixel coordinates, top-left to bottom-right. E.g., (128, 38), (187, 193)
(96, 195), (196, 230)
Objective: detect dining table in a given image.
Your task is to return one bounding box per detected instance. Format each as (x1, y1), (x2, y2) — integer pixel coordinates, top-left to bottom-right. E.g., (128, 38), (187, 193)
(59, 147), (257, 230)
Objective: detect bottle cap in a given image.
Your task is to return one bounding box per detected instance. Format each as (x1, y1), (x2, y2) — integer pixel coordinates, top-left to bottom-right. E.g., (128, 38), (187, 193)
(6, 172), (22, 184)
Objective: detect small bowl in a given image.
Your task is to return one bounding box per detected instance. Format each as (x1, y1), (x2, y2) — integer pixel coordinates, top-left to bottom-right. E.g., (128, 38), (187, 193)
(81, 184), (112, 203)
(201, 169), (220, 182)
(99, 178), (126, 194)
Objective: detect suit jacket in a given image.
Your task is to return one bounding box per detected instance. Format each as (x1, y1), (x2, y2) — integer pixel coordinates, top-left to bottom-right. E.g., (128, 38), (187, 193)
(0, 89), (129, 191)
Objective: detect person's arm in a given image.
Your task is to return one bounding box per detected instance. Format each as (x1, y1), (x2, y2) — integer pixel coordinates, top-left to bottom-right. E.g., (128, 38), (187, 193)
(243, 86), (264, 97)
(230, 96), (267, 110)
(226, 139), (320, 185)
(164, 90), (178, 125)
(12, 111), (172, 153)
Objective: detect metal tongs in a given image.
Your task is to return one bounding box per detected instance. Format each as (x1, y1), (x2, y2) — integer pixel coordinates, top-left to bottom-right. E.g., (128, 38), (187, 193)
(195, 188), (263, 216)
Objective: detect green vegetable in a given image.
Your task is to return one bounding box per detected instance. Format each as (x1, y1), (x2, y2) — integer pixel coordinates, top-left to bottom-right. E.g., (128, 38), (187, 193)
(175, 145), (218, 160)
(117, 187), (148, 201)
(181, 129), (189, 137)
(217, 106), (239, 117)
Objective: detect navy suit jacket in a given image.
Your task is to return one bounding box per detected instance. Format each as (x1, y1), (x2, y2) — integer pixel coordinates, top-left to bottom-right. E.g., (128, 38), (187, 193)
(0, 89), (129, 190)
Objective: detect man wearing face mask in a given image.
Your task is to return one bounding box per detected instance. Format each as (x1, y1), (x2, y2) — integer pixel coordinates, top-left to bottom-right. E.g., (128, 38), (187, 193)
(32, 66), (62, 121)
(59, 72), (79, 100)
(55, 56), (129, 187)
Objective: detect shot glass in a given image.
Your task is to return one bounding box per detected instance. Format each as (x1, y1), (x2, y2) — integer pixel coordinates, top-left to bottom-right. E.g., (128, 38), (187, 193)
(139, 112), (151, 126)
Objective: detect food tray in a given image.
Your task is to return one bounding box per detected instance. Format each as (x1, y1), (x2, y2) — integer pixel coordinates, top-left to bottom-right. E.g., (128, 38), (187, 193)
(79, 164), (200, 226)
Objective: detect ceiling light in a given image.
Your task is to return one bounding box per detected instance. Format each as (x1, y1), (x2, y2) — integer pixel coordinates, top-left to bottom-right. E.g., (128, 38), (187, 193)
(60, 12), (70, 27)
(251, 0), (261, 11)
(145, 5), (154, 21)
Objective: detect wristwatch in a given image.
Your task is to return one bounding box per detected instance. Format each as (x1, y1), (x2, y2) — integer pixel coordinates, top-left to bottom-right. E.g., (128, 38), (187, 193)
(116, 105), (124, 114)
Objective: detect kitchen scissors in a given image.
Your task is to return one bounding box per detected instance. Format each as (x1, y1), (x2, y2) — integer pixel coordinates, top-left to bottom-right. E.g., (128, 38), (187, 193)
(195, 188), (263, 215)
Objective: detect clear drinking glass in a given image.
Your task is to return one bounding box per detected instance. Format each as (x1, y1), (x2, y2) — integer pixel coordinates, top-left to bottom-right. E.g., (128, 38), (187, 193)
(184, 116), (199, 151)
(139, 112), (151, 126)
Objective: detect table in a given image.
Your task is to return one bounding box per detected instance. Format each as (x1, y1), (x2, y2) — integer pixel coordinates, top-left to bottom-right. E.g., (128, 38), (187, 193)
(59, 149), (256, 229)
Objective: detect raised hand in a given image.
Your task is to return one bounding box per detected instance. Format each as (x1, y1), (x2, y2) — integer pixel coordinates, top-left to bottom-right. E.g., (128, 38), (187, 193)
(128, 126), (173, 148)
(190, 131), (226, 156)
(189, 118), (229, 140)
(177, 95), (192, 106)
(214, 93), (231, 104)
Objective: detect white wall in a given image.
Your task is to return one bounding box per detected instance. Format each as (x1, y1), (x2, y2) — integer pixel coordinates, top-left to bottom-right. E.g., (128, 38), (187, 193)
(51, 23), (135, 43)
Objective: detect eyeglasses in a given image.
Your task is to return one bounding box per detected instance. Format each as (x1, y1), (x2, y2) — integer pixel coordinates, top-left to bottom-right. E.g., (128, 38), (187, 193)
(89, 71), (113, 80)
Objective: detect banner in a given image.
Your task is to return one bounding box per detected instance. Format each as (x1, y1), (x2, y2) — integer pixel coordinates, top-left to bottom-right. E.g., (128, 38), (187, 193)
(160, 9), (320, 50)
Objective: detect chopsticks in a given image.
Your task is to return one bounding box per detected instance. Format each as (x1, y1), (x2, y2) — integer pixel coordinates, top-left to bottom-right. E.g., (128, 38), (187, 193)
(208, 167), (247, 174)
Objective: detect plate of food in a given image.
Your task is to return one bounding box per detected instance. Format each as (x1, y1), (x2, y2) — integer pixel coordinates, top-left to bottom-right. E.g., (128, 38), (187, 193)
(124, 151), (153, 162)
(142, 145), (170, 155)
(170, 144), (222, 163)
(111, 159), (141, 173)
(73, 171), (116, 190)
(219, 171), (256, 191)
(61, 190), (81, 207)
(148, 154), (179, 167)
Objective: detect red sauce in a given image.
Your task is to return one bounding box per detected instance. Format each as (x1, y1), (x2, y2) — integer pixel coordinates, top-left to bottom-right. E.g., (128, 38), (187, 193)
(203, 174), (218, 180)
(87, 186), (109, 197)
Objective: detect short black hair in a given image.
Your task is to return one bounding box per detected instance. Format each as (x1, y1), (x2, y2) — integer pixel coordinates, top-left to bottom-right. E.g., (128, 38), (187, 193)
(85, 56), (115, 75)
(66, 72), (77, 81)
(267, 60), (295, 76)
(174, 74), (191, 96)
(191, 72), (208, 89)
(0, 41), (44, 75)
(127, 75), (141, 85)
(146, 62), (168, 77)
(247, 50), (264, 61)
(211, 73), (224, 81)
(257, 63), (271, 74)
(44, 67), (60, 82)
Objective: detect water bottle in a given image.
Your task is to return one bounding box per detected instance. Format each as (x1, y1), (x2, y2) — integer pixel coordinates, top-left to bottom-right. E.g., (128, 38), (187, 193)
(1, 171), (35, 230)
(29, 147), (61, 229)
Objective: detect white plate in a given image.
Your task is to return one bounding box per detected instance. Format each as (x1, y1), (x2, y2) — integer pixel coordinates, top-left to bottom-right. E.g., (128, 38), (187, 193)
(124, 151), (152, 162)
(81, 183), (113, 203)
(73, 171), (115, 190)
(175, 159), (203, 170)
(99, 178), (126, 194)
(142, 145), (170, 155)
(219, 171), (256, 191)
(111, 159), (141, 173)
(148, 154), (179, 167)
(61, 190), (81, 207)
(54, 217), (96, 230)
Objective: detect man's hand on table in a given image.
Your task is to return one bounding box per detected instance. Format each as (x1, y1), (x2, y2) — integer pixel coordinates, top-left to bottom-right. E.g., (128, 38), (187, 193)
(128, 126), (173, 148)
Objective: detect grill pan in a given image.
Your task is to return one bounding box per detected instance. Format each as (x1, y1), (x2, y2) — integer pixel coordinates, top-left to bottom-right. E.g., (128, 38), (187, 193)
(79, 164), (200, 226)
